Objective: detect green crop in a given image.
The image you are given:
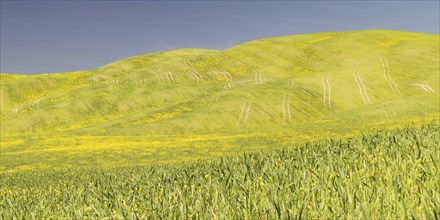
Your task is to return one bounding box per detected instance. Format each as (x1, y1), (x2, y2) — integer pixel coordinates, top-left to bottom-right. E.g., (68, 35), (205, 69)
(1, 122), (438, 219)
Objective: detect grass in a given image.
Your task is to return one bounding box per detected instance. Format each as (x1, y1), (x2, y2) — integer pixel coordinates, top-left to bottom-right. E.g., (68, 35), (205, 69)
(1, 123), (439, 219)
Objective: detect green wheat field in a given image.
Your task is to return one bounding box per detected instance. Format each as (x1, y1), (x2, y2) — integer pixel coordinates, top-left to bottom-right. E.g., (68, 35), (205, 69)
(1, 30), (439, 218)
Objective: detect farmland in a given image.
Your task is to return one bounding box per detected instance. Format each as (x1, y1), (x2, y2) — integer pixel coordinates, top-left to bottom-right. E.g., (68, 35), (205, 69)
(0, 30), (439, 218)
(1, 123), (439, 219)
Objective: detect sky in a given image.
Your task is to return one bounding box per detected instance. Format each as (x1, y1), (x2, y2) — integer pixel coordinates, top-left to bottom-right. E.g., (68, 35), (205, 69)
(1, 1), (439, 74)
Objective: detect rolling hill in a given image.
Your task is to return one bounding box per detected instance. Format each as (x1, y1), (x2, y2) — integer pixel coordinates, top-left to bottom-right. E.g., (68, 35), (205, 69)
(1, 30), (439, 172)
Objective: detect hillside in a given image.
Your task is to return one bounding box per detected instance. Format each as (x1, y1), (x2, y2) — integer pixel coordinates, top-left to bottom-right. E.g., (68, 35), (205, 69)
(1, 30), (439, 172)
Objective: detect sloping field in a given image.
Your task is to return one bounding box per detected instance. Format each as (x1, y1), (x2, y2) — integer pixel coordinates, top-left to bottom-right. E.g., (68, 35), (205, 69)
(0, 30), (439, 172)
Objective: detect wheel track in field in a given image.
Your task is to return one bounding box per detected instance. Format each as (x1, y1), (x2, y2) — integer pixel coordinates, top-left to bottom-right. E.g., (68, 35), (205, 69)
(281, 94), (292, 122)
(254, 70), (263, 84)
(346, 58), (371, 104)
(321, 76), (332, 111)
(237, 100), (252, 128)
(414, 83), (435, 94)
(184, 59), (203, 83)
(379, 56), (400, 95)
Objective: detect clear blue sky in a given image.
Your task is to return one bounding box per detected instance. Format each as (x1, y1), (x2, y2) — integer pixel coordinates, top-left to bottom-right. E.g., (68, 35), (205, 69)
(1, 1), (439, 74)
